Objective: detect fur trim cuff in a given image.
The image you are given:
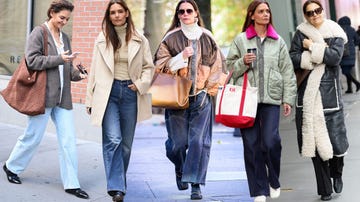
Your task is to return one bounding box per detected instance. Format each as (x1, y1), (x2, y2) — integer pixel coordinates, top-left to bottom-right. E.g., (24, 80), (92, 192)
(301, 51), (314, 70)
(311, 43), (326, 64)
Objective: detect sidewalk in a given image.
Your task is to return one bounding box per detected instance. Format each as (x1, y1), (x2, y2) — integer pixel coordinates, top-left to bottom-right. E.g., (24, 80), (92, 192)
(1, 92), (360, 202)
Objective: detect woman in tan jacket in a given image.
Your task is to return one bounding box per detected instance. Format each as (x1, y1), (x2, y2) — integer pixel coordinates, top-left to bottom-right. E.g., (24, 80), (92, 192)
(85, 1), (154, 201)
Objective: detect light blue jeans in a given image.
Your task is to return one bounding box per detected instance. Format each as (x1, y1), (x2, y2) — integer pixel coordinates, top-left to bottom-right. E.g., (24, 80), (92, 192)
(5, 107), (80, 189)
(102, 80), (137, 194)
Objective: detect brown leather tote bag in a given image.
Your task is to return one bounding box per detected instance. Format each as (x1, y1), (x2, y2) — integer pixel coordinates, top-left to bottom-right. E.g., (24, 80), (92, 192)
(0, 25), (48, 116)
(148, 71), (192, 110)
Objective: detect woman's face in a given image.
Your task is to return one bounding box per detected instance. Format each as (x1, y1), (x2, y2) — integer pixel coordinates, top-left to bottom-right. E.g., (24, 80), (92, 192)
(251, 3), (270, 26)
(49, 10), (71, 30)
(305, 3), (324, 28)
(109, 3), (128, 26)
(178, 2), (197, 25)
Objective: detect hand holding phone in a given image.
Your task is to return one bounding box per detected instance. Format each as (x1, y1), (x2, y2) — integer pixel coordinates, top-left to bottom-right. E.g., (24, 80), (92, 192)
(71, 52), (81, 57)
(76, 63), (88, 75)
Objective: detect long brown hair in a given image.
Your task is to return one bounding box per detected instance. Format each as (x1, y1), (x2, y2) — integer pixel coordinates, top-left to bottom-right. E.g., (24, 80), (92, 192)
(102, 0), (135, 52)
(165, 0), (204, 34)
(242, 0), (273, 32)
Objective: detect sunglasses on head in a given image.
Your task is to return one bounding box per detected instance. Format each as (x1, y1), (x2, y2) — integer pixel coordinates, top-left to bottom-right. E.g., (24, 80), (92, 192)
(305, 7), (323, 17)
(177, 9), (194, 15)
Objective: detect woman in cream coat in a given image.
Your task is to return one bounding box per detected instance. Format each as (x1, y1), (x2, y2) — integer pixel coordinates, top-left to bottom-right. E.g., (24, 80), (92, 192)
(85, 1), (154, 201)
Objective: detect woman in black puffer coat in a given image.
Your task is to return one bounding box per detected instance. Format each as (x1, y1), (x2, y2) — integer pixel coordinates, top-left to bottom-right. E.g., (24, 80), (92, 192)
(338, 16), (360, 93)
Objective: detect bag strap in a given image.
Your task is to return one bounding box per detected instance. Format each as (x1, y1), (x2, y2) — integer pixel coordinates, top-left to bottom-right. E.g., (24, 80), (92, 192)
(224, 70), (234, 85)
(40, 24), (48, 56)
(239, 72), (248, 116)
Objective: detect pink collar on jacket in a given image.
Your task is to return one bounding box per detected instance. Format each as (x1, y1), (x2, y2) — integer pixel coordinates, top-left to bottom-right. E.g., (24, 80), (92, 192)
(245, 24), (279, 40)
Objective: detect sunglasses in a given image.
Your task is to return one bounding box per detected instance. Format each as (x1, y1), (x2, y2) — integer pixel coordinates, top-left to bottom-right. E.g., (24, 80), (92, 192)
(305, 7), (323, 17)
(177, 9), (194, 15)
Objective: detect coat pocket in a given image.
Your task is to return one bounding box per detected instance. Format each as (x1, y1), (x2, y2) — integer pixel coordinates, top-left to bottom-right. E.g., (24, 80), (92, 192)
(320, 79), (340, 111)
(267, 68), (283, 100)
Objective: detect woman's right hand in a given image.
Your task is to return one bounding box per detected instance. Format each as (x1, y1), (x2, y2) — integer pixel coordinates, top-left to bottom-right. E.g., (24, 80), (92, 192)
(182, 46), (194, 59)
(243, 53), (256, 66)
(61, 50), (75, 63)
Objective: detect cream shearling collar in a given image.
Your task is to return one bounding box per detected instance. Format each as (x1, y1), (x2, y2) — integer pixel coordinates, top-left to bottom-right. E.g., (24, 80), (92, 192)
(297, 19), (347, 43)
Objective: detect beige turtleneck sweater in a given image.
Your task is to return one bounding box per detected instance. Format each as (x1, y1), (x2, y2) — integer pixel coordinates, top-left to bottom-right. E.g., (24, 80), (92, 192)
(114, 24), (130, 80)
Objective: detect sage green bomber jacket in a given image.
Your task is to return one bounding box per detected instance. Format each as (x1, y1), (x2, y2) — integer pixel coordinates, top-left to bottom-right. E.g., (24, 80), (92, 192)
(226, 24), (297, 107)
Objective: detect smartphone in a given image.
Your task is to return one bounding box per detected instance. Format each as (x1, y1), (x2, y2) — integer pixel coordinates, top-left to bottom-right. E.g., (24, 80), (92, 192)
(71, 52), (81, 57)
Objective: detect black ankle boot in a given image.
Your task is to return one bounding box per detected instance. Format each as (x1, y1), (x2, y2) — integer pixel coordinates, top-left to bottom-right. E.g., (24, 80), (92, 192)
(190, 183), (202, 200)
(175, 171), (188, 190)
(333, 177), (343, 193)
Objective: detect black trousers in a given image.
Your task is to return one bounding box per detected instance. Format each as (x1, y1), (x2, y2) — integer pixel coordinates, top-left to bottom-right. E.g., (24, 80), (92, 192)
(311, 153), (344, 196)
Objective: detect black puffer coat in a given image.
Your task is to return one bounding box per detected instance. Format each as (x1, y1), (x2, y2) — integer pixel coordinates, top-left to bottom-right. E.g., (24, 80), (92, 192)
(289, 25), (349, 157)
(338, 16), (360, 66)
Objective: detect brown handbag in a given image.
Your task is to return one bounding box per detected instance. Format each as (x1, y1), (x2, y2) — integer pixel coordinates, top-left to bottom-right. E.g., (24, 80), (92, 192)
(148, 71), (192, 109)
(0, 25), (48, 116)
(295, 69), (310, 87)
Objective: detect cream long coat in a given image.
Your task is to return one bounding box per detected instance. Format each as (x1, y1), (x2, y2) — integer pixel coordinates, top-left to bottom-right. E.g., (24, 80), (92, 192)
(85, 30), (154, 126)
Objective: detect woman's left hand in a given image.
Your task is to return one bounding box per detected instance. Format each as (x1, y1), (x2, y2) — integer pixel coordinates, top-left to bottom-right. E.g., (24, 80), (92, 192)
(128, 84), (138, 92)
(283, 103), (292, 117)
(79, 73), (87, 79)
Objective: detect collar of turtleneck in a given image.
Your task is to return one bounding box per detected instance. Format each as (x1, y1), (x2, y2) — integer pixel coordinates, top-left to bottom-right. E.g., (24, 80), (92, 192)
(115, 23), (127, 36)
(180, 21), (203, 40)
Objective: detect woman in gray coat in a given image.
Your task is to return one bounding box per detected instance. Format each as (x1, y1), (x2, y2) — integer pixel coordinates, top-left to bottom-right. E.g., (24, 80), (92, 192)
(289, 0), (349, 201)
(3, 0), (88, 199)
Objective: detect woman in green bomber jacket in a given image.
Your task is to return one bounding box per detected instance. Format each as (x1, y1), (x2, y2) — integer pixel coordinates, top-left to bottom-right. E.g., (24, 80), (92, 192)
(226, 1), (297, 202)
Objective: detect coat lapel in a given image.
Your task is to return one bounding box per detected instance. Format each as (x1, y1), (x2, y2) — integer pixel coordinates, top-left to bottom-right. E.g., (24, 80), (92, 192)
(128, 34), (142, 75)
(98, 38), (115, 74)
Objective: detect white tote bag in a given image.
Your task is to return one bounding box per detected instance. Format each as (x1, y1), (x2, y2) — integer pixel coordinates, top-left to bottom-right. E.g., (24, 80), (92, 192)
(215, 72), (258, 128)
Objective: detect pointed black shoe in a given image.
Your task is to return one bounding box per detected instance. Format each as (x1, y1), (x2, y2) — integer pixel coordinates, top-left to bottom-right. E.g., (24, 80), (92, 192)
(190, 184), (202, 200)
(3, 164), (21, 184)
(333, 177), (343, 193)
(175, 171), (188, 190)
(65, 188), (89, 199)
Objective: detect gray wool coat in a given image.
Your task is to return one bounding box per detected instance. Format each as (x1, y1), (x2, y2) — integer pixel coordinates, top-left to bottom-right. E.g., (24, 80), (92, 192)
(25, 24), (82, 110)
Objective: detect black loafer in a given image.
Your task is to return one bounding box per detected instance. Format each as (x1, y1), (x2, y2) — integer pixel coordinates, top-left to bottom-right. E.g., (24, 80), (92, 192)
(190, 184), (202, 200)
(175, 171), (188, 190)
(333, 177), (343, 193)
(320, 194), (332, 201)
(112, 191), (124, 202)
(3, 164), (21, 184)
(65, 188), (89, 199)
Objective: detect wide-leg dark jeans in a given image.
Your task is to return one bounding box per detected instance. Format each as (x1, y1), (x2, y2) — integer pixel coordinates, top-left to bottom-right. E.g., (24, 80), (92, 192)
(165, 91), (212, 185)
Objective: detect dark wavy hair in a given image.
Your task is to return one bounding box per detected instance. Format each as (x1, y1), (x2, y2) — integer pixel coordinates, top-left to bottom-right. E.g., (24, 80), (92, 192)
(47, 0), (74, 20)
(302, 0), (323, 15)
(102, 0), (135, 52)
(242, 0), (273, 32)
(165, 0), (204, 34)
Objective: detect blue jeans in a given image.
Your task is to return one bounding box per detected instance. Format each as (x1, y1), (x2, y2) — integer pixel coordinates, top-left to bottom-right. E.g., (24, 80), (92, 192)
(6, 107), (80, 189)
(165, 91), (212, 185)
(241, 104), (281, 197)
(102, 80), (137, 194)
